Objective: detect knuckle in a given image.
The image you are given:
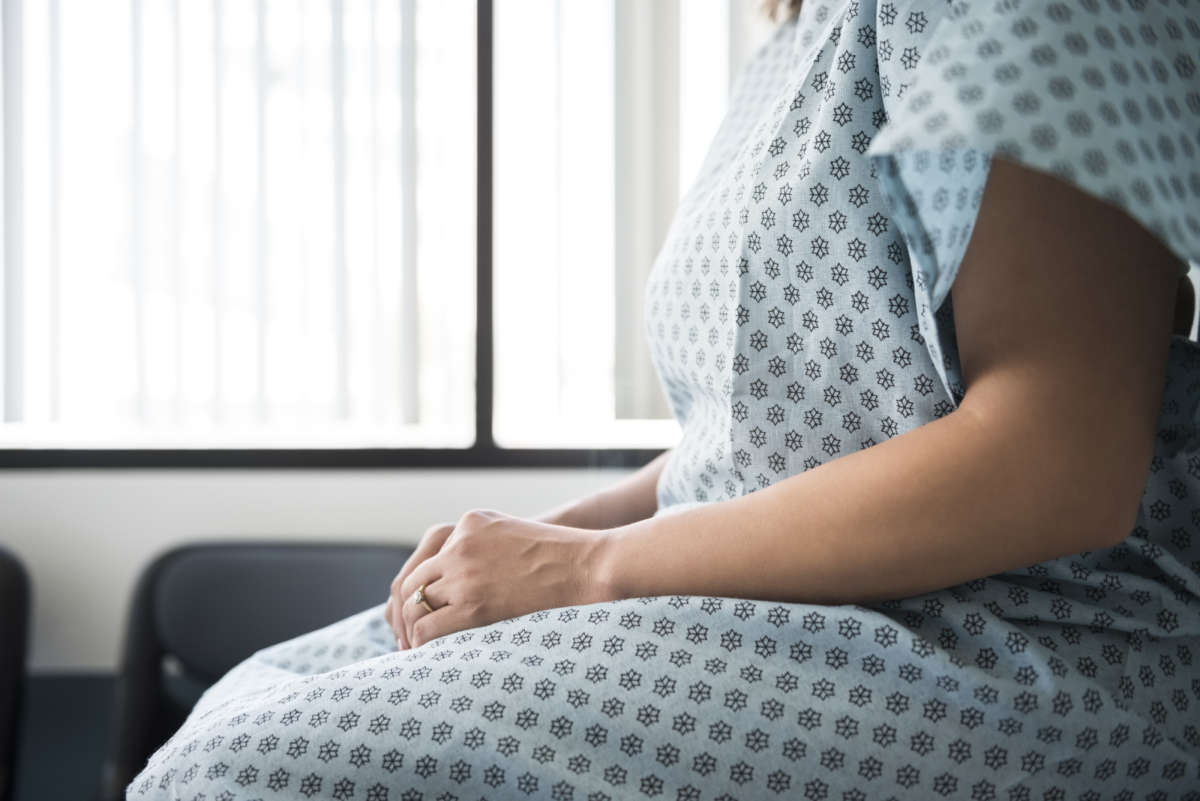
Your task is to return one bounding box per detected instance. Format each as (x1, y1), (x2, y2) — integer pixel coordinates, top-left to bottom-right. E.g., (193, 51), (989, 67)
(422, 522), (449, 539)
(400, 598), (417, 623)
(457, 509), (486, 527)
(411, 617), (431, 646)
(458, 508), (501, 529)
(446, 534), (473, 558)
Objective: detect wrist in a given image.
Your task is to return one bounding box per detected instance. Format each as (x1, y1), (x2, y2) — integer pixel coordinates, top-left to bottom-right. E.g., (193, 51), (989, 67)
(584, 518), (649, 603)
(535, 498), (588, 528)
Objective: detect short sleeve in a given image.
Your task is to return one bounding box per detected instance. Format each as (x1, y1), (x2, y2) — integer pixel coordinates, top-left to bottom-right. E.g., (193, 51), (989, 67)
(865, 0), (1200, 405)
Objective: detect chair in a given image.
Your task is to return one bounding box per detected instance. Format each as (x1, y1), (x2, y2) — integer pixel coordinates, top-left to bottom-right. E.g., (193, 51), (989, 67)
(99, 541), (414, 801)
(0, 547), (30, 801)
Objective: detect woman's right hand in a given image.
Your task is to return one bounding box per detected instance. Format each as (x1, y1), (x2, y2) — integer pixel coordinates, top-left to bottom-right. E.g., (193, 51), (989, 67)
(383, 449), (672, 646)
(385, 521), (455, 649)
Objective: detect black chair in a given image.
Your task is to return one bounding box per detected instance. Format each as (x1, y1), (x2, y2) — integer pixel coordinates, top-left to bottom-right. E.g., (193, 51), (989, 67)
(0, 547), (30, 801)
(99, 541), (414, 801)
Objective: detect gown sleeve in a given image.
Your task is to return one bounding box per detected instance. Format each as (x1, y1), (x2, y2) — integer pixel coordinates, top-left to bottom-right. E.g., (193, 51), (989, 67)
(864, 0), (1200, 406)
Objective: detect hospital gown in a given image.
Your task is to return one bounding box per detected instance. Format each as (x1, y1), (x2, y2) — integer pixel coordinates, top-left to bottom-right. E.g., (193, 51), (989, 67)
(130, 0), (1200, 797)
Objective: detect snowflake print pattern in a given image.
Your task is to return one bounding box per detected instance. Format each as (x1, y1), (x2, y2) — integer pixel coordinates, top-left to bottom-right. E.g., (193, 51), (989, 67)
(130, 0), (1200, 798)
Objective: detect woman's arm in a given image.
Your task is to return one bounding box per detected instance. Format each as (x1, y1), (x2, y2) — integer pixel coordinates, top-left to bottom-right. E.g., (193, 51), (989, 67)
(533, 449), (672, 529)
(391, 158), (1184, 646)
(593, 157), (1183, 605)
(385, 449), (670, 647)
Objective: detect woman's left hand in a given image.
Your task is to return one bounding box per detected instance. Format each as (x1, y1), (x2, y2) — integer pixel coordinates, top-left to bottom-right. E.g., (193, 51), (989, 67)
(389, 509), (614, 650)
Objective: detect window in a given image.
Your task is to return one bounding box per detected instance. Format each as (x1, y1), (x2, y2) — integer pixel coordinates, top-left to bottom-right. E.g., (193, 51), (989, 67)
(2, 0), (475, 450)
(0, 0), (773, 465)
(493, 1), (774, 449)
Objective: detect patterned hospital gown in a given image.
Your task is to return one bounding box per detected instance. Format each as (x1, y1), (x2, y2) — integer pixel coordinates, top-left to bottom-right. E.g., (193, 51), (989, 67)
(131, 0), (1200, 798)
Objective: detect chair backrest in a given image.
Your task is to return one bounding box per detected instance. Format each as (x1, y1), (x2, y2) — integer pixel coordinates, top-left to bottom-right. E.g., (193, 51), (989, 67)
(99, 541), (412, 801)
(0, 547), (30, 801)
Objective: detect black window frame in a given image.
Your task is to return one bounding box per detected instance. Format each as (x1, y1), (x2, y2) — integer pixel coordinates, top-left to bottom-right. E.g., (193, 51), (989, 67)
(0, 0), (664, 471)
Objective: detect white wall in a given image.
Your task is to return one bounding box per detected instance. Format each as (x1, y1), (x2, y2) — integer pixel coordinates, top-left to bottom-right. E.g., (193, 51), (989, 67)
(0, 467), (632, 672)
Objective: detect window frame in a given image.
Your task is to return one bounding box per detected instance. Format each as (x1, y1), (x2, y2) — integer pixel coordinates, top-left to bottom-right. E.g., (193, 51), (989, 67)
(0, 0), (663, 470)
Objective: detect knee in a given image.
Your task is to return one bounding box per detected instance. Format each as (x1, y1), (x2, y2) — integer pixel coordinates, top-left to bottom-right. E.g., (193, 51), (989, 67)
(125, 719), (247, 800)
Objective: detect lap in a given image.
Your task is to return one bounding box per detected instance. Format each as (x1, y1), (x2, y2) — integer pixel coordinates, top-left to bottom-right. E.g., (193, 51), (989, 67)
(129, 593), (1199, 800)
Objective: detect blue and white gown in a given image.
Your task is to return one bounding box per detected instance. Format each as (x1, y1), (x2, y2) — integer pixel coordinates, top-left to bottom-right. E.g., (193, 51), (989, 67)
(130, 1), (1200, 798)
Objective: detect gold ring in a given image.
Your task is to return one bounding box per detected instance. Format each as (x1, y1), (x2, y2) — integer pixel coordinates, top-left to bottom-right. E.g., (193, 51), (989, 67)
(412, 583), (436, 613)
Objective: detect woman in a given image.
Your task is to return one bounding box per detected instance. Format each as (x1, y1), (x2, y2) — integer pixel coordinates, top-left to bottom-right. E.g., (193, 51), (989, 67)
(132, 0), (1200, 798)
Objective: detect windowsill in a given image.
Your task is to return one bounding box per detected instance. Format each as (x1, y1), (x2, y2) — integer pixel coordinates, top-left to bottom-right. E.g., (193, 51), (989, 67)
(493, 418), (680, 450)
(0, 422), (475, 450)
(0, 419), (680, 453)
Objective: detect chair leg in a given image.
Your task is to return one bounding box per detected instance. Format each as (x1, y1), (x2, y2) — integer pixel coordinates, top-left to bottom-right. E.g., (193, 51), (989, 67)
(0, 549), (30, 801)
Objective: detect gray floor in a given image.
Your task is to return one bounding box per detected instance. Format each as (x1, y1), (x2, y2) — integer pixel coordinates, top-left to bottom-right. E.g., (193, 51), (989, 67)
(13, 673), (113, 801)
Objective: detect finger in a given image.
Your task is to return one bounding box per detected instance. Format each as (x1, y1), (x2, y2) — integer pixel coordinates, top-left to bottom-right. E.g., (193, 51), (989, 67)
(398, 549), (446, 609)
(395, 555), (444, 646)
(385, 596), (412, 651)
(389, 524), (452, 644)
(385, 595), (405, 649)
(386, 586), (398, 643)
(400, 576), (446, 651)
(408, 598), (480, 650)
(392, 523), (454, 596)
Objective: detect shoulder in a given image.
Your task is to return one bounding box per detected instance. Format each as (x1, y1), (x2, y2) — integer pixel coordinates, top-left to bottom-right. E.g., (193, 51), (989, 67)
(871, 0), (958, 108)
(862, 0), (1199, 309)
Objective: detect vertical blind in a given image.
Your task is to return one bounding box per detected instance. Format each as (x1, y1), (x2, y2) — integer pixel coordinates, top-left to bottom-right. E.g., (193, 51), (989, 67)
(491, 0), (773, 448)
(2, 0), (476, 447)
(0, 0), (772, 451)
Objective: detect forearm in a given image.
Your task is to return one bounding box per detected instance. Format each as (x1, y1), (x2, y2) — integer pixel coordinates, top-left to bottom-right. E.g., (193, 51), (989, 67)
(535, 449), (672, 529)
(594, 406), (1127, 606)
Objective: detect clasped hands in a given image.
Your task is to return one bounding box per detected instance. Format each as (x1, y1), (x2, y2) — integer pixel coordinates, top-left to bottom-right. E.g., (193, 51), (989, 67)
(384, 509), (614, 650)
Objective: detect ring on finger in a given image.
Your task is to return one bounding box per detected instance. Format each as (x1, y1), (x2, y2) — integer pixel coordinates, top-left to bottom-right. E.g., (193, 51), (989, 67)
(411, 582), (437, 613)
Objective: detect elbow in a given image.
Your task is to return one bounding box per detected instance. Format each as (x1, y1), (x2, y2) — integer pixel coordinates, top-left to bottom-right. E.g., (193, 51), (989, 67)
(1079, 422), (1157, 551)
(956, 399), (1150, 555)
(1047, 441), (1151, 553)
(1086, 502), (1137, 551)
(1033, 445), (1150, 553)
(1088, 475), (1145, 550)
